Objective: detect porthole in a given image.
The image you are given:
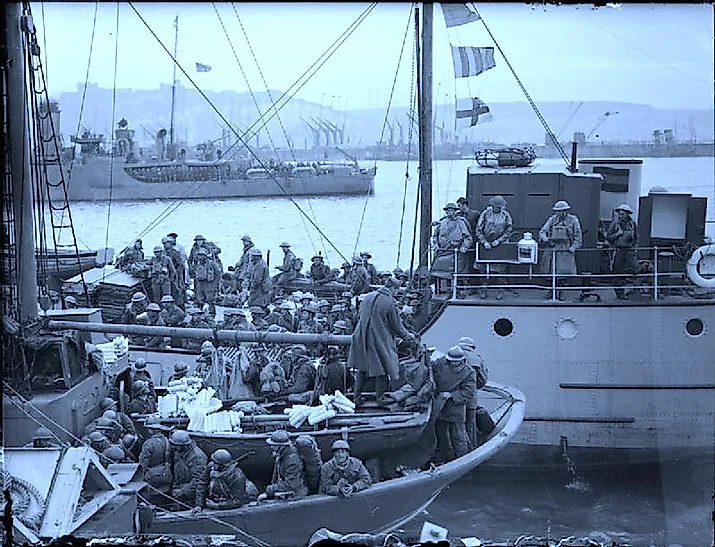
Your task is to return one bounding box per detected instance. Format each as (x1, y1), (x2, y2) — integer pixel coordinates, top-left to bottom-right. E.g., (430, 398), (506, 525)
(493, 318), (513, 337)
(556, 318), (578, 340)
(686, 318), (704, 336)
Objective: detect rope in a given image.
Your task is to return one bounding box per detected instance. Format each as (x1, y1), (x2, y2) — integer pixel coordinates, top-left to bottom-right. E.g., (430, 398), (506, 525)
(2, 471), (47, 531)
(352, 3), (414, 258)
(102, 2), (120, 283)
(470, 4), (571, 169)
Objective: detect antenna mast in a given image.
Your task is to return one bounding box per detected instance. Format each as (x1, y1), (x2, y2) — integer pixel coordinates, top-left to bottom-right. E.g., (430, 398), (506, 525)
(169, 14), (178, 159)
(418, 3), (433, 271)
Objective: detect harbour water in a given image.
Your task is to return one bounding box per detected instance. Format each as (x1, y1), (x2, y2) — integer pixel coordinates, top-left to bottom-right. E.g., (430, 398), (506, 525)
(60, 156), (714, 546)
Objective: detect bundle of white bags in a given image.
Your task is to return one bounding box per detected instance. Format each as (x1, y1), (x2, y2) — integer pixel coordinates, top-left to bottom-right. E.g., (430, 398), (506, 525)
(284, 390), (355, 429)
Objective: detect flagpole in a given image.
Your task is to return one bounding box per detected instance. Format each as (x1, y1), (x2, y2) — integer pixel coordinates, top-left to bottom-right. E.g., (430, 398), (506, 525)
(169, 14), (178, 160)
(418, 2), (433, 271)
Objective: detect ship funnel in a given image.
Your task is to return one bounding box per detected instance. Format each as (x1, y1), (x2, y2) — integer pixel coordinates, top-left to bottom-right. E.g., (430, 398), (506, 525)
(155, 128), (167, 160)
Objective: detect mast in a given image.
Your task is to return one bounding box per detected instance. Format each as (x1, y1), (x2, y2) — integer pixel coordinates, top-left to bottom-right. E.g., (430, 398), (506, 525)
(6, 2), (39, 322)
(169, 14), (178, 160)
(418, 3), (433, 271)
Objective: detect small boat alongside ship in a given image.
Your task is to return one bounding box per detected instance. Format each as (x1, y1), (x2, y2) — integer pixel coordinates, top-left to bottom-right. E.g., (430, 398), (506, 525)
(475, 147), (537, 168)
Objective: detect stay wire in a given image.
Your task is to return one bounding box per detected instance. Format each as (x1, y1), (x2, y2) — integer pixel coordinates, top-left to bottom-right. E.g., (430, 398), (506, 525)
(352, 3), (414, 259)
(102, 2), (120, 283)
(127, 2), (375, 263)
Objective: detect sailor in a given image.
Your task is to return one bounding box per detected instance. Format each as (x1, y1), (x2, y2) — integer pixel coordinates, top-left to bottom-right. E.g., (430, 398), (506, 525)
(248, 248), (272, 309)
(606, 203), (639, 300)
(273, 242), (298, 288)
(126, 380), (158, 415)
(349, 255), (371, 296)
(432, 202), (473, 275)
(149, 245), (177, 304)
(167, 361), (190, 384)
(138, 416), (173, 504)
(475, 195), (514, 300)
(64, 295), (79, 309)
(24, 427), (60, 448)
(539, 201), (583, 300)
(433, 345), (477, 461)
(194, 449), (248, 512)
(259, 430), (308, 501)
(348, 276), (416, 405)
(120, 292), (148, 328)
(168, 430), (208, 507)
(235, 234), (255, 291)
(141, 303), (166, 348)
(99, 397), (136, 435)
(457, 337), (488, 449)
(193, 249), (221, 316)
(309, 253), (331, 285)
(313, 345), (347, 397)
(163, 235), (187, 307)
(250, 306), (270, 330)
(166, 232), (188, 265)
(359, 251), (378, 284)
(319, 440), (372, 498)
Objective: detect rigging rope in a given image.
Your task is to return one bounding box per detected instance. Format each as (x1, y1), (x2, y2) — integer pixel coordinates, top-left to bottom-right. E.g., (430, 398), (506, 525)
(102, 2), (120, 283)
(352, 3), (414, 259)
(470, 4), (571, 169)
(126, 2), (377, 264)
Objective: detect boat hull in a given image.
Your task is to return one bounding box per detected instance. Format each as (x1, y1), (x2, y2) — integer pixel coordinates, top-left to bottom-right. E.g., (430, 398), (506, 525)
(421, 300), (715, 459)
(47, 159), (376, 202)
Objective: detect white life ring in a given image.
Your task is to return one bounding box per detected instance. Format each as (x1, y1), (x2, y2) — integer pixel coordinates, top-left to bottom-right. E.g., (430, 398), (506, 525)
(686, 244), (715, 288)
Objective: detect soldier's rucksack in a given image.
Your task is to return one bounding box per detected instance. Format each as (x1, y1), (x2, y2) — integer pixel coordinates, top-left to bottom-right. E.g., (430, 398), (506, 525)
(295, 434), (323, 494)
(195, 260), (216, 282)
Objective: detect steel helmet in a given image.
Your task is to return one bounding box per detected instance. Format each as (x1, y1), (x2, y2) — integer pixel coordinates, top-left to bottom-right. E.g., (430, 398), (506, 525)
(443, 202), (458, 211)
(89, 431), (106, 443)
(132, 380), (148, 392)
(266, 430), (291, 446)
(104, 446), (125, 461)
(333, 320), (348, 330)
(489, 195), (507, 207)
(445, 345), (466, 362)
(102, 410), (119, 421)
(133, 358), (147, 370)
(241, 234), (252, 242)
(331, 439), (350, 452)
(200, 340), (214, 352)
(146, 303), (161, 312)
(458, 336), (476, 350)
(552, 200), (571, 212)
(250, 248), (262, 256)
(615, 203), (634, 214)
(34, 427), (53, 440)
(153, 245), (163, 253)
(122, 434), (137, 448)
(169, 430), (192, 446)
(211, 449), (232, 464)
(99, 397), (117, 411)
(131, 292), (147, 302)
(160, 295), (175, 303)
(279, 242), (291, 248)
(173, 362), (189, 373)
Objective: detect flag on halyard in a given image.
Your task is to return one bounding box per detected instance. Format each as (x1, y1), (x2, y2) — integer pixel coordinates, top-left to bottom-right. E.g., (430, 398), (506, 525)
(451, 46), (495, 78)
(196, 62), (212, 73)
(441, 3), (480, 28)
(455, 97), (493, 131)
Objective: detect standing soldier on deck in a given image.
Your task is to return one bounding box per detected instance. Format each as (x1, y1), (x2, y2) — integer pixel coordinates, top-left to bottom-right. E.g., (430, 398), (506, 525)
(539, 201), (583, 301)
(432, 202), (473, 275)
(475, 195), (514, 300)
(163, 236), (186, 307)
(273, 242), (297, 289)
(349, 256), (371, 296)
(360, 251), (378, 284)
(193, 249), (221, 315)
(235, 235), (255, 294)
(149, 245), (177, 303)
(606, 204), (639, 300)
(248, 248), (271, 309)
(309, 254), (331, 285)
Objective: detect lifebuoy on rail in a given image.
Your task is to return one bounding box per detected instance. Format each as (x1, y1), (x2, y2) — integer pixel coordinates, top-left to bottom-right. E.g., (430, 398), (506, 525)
(686, 244), (715, 288)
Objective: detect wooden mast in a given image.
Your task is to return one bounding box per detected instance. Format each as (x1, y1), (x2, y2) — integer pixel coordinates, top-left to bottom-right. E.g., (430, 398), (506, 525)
(6, 2), (38, 322)
(169, 14), (178, 160)
(418, 3), (433, 271)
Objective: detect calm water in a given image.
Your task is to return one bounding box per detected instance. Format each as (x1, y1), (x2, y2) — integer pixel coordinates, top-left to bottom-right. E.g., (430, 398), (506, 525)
(62, 157), (714, 546)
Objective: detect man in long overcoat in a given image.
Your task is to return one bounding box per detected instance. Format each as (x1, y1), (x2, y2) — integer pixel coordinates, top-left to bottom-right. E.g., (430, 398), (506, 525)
(248, 248), (272, 308)
(348, 276), (415, 404)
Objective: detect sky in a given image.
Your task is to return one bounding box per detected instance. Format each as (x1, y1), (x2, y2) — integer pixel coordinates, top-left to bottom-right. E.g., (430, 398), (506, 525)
(31, 2), (714, 111)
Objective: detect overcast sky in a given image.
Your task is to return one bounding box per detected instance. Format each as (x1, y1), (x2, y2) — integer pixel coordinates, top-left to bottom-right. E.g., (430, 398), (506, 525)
(33, 2), (714, 110)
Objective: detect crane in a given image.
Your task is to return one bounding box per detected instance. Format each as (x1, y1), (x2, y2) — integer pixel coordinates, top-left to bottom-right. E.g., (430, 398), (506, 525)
(586, 110), (619, 141)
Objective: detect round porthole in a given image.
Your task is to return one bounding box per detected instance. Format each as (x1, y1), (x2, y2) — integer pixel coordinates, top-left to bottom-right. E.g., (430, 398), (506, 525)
(557, 318), (578, 340)
(686, 318), (704, 336)
(493, 318), (513, 337)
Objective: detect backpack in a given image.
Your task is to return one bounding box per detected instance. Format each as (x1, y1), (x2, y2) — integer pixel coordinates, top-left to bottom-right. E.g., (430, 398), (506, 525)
(294, 435), (323, 494)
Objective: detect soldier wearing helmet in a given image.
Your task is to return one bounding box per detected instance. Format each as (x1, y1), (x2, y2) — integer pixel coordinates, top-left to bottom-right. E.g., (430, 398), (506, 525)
(103, 444), (130, 464)
(98, 412), (124, 443)
(432, 202), (473, 278)
(169, 430), (208, 506)
(99, 397), (137, 436)
(116, 239), (145, 273)
(248, 248), (272, 310)
(24, 426), (59, 448)
(258, 430), (308, 501)
(162, 235), (187, 308)
(234, 235), (255, 292)
(192, 248), (222, 316)
(149, 244), (177, 304)
(457, 337), (488, 449)
(314, 345), (348, 398)
(432, 345), (477, 461)
(126, 380), (158, 415)
(273, 241), (298, 289)
(475, 195), (514, 300)
(319, 440), (372, 498)
(168, 362), (189, 384)
(193, 449), (248, 512)
(120, 292), (148, 328)
(349, 255), (371, 296)
(606, 203), (639, 299)
(309, 253), (331, 285)
(139, 416), (173, 504)
(140, 303), (166, 348)
(539, 200), (583, 300)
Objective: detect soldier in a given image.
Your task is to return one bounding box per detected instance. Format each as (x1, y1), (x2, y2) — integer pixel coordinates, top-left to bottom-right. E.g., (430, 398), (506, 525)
(457, 337), (488, 449)
(86, 431), (118, 467)
(250, 306), (270, 330)
(359, 251), (378, 284)
(132, 358), (155, 389)
(99, 397), (136, 436)
(319, 440), (371, 498)
(64, 296), (79, 309)
(273, 242), (297, 288)
(248, 248), (271, 309)
(103, 445), (131, 464)
(220, 272), (240, 297)
(194, 449), (248, 512)
(166, 232), (188, 266)
(97, 412), (124, 444)
(274, 301), (298, 332)
(286, 346), (316, 395)
(349, 256), (371, 296)
(117, 239), (144, 272)
(149, 245), (177, 304)
(259, 430), (308, 501)
(235, 234), (255, 291)
(188, 235), (222, 283)
(120, 292), (148, 328)
(539, 200), (583, 301)
(141, 303), (166, 348)
(337, 261), (352, 284)
(432, 202), (473, 276)
(167, 362), (190, 384)
(224, 308), (256, 332)
(126, 380), (158, 414)
(139, 416), (173, 504)
(184, 308), (211, 350)
(457, 197), (480, 237)
(382, 348), (433, 411)
(24, 427), (60, 448)
(314, 345), (347, 397)
(159, 294), (186, 347)
(163, 236), (186, 307)
(193, 249), (221, 315)
(433, 345), (477, 461)
(475, 195), (514, 300)
(606, 203), (639, 300)
(296, 305), (318, 333)
(168, 430), (208, 507)
(309, 254), (331, 285)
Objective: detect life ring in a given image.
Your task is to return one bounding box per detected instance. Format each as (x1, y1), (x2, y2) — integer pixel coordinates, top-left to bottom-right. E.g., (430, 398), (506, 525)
(686, 244), (715, 288)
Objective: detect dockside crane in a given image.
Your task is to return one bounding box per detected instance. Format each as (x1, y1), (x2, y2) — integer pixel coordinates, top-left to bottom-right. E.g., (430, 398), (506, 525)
(396, 119), (404, 147)
(586, 110), (619, 141)
(300, 117), (321, 149)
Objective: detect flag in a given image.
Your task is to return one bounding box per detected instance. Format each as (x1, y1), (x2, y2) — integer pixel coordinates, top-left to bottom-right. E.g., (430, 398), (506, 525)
(455, 97), (493, 131)
(451, 46), (495, 78)
(441, 3), (480, 28)
(196, 62), (212, 73)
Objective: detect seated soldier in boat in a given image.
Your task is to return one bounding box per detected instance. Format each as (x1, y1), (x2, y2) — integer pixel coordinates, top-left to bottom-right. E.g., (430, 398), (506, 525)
(139, 303), (166, 348)
(193, 449), (248, 512)
(131, 359), (155, 390)
(139, 417), (174, 506)
(313, 345), (348, 400)
(99, 397), (137, 435)
(167, 361), (190, 384)
(126, 380), (158, 415)
(381, 343), (434, 411)
(258, 430), (308, 501)
(168, 430), (208, 508)
(259, 359), (288, 399)
(23, 427), (61, 448)
(250, 306), (270, 330)
(319, 440), (372, 499)
(285, 346), (317, 402)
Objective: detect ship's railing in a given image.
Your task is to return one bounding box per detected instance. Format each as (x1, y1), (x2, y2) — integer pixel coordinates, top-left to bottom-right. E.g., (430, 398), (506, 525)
(433, 245), (710, 301)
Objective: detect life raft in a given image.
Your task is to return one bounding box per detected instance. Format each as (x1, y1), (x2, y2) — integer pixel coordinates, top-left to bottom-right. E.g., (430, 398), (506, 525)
(686, 244), (715, 288)
(475, 147), (537, 168)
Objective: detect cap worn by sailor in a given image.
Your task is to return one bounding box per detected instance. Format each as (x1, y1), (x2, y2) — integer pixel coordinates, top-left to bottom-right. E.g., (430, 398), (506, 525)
(169, 430), (192, 446)
(167, 232), (178, 240)
(211, 449), (232, 464)
(445, 345), (466, 362)
(279, 242), (291, 248)
(160, 294), (175, 303)
(489, 195), (507, 208)
(147, 303), (161, 312)
(131, 292), (147, 303)
(153, 245), (163, 252)
(194, 234), (206, 242)
(443, 202), (459, 211)
(331, 439), (350, 452)
(458, 336), (477, 350)
(249, 248), (262, 256)
(552, 200), (571, 212)
(457, 197), (468, 206)
(266, 430), (291, 446)
(133, 358), (147, 370)
(616, 203), (634, 214)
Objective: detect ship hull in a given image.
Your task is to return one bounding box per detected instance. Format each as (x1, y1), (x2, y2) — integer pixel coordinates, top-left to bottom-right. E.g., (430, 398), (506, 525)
(47, 158), (376, 202)
(421, 300), (715, 460)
